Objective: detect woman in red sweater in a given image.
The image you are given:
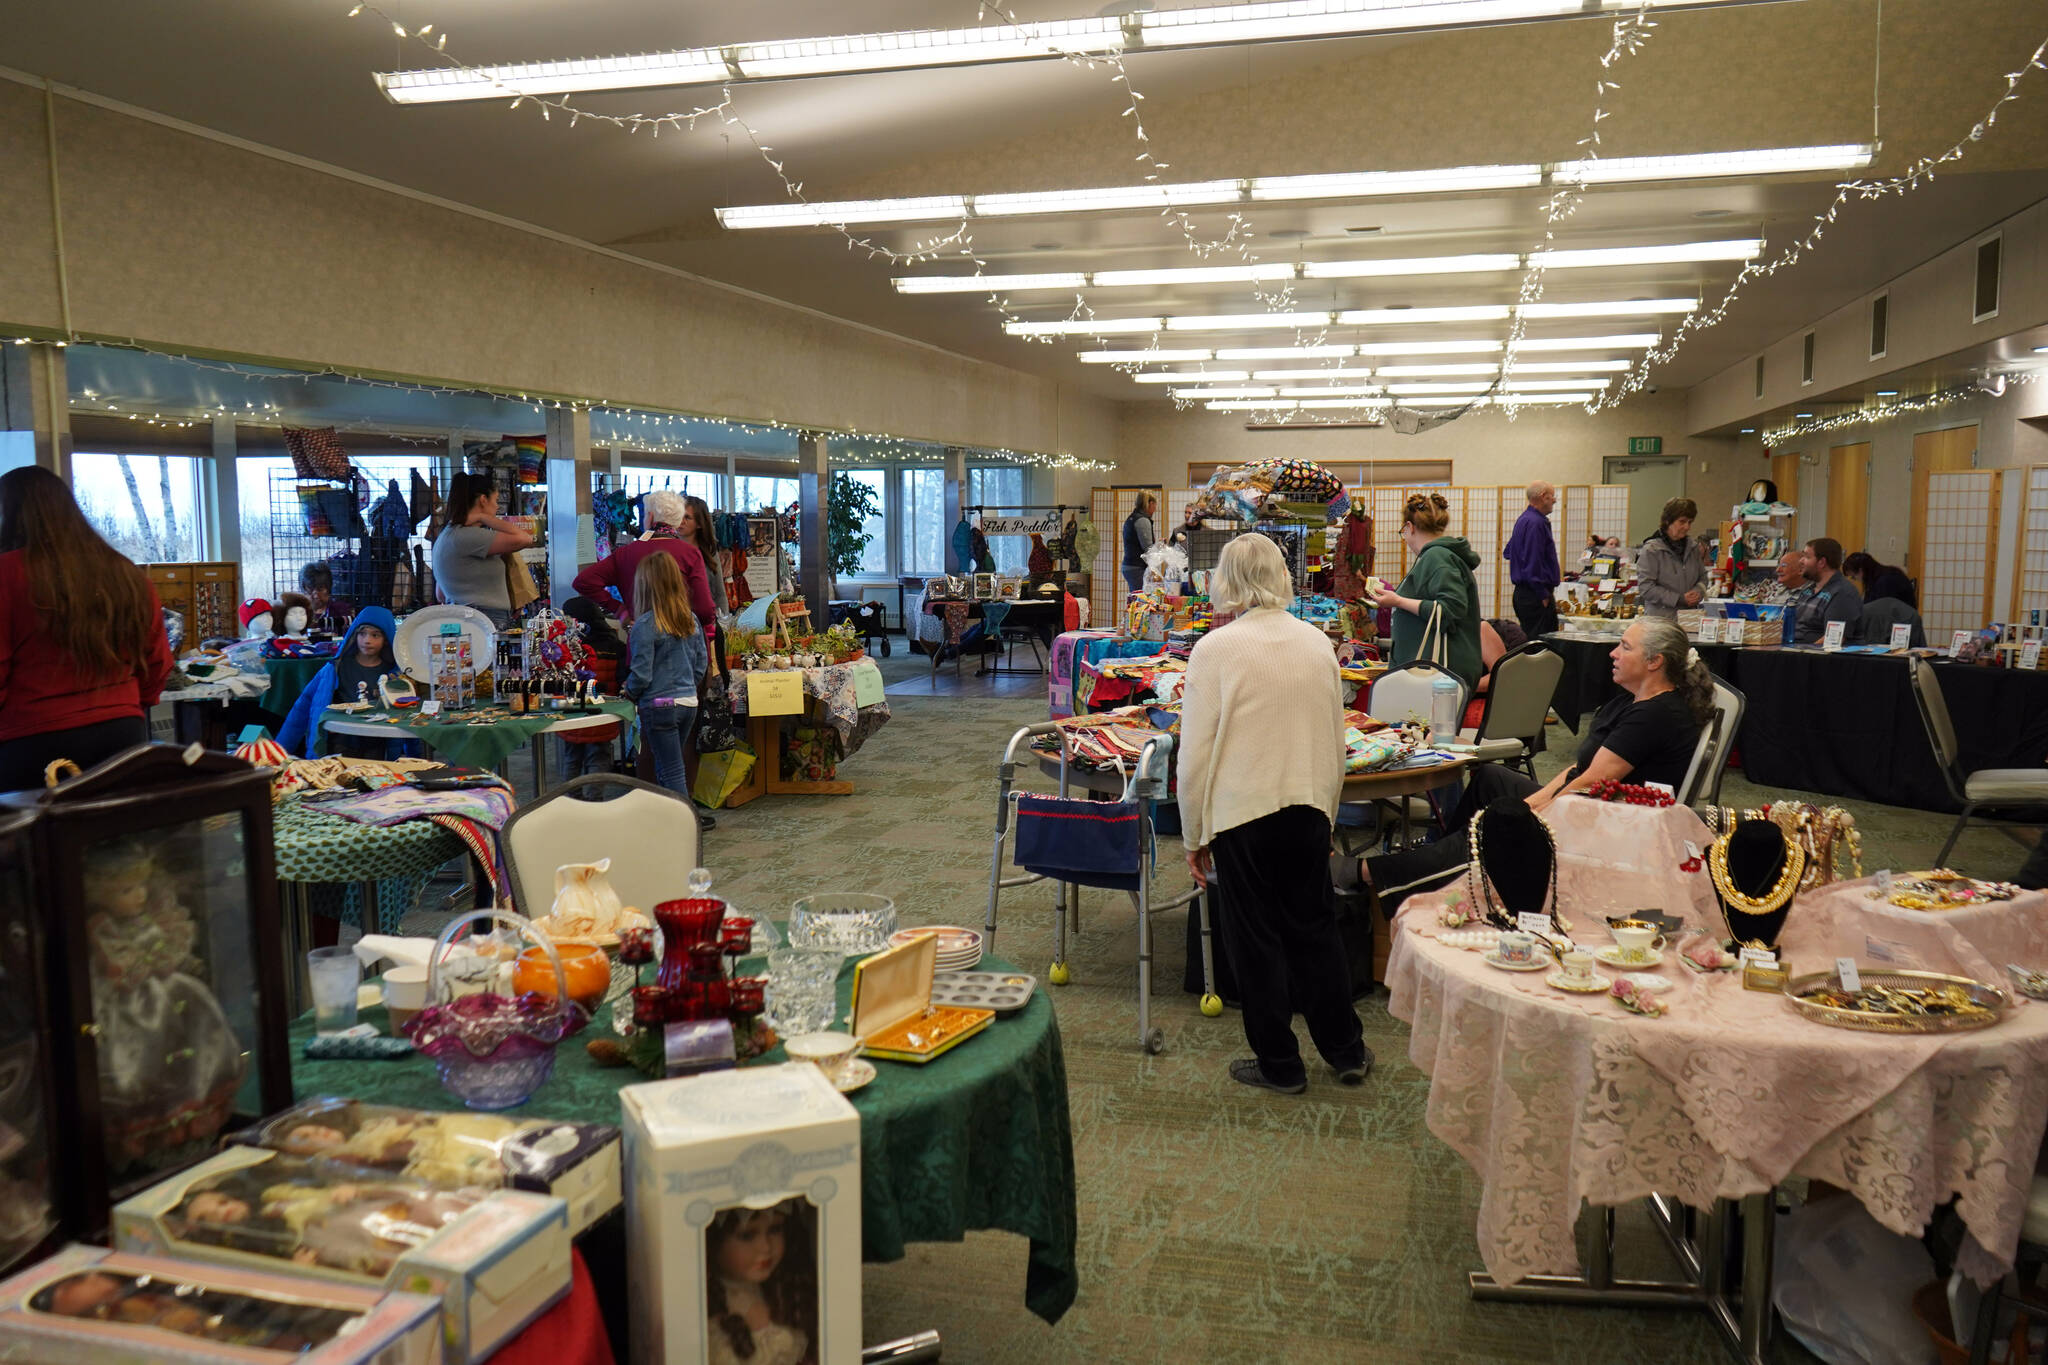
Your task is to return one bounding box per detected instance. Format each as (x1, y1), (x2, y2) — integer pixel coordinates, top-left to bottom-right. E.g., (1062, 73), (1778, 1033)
(0, 467), (174, 791)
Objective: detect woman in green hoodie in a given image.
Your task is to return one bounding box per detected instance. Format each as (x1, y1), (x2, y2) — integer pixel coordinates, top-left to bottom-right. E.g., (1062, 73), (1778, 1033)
(1371, 492), (1483, 686)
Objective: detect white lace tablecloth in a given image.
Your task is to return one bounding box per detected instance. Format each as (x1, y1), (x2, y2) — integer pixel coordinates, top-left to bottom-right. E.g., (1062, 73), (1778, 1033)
(1796, 876), (2048, 981)
(1386, 798), (2048, 1290)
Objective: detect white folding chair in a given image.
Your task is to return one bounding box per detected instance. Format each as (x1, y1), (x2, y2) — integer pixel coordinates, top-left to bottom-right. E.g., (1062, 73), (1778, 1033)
(1910, 658), (2048, 866)
(1677, 678), (1745, 807)
(500, 774), (701, 917)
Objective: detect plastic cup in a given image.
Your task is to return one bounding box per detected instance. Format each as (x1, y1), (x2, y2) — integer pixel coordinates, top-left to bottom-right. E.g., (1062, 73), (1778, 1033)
(308, 947), (360, 1035)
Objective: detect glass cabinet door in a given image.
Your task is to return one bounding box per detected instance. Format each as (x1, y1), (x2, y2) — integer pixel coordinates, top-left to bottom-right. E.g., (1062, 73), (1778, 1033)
(0, 813), (56, 1272)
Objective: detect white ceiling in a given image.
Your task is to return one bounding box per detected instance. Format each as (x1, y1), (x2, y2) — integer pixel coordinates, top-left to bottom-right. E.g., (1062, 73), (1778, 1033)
(7, 0), (2048, 406)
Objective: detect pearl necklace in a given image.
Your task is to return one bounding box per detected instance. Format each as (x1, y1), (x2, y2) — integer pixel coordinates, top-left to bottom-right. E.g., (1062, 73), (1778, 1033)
(1466, 809), (1560, 932)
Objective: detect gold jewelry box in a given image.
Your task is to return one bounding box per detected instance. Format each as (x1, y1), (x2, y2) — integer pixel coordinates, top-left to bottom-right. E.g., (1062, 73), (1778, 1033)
(851, 936), (994, 1064)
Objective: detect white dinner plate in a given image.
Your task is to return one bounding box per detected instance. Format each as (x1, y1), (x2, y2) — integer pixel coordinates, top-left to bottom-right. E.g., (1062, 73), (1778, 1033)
(393, 604), (498, 681)
(1595, 946), (1665, 970)
(1483, 951), (1550, 973)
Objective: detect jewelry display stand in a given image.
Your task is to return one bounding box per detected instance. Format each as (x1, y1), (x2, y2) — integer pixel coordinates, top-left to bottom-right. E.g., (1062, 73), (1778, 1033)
(1708, 821), (1804, 947)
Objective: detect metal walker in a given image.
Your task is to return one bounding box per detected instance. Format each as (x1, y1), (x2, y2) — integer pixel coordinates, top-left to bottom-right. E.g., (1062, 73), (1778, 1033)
(982, 721), (1222, 1054)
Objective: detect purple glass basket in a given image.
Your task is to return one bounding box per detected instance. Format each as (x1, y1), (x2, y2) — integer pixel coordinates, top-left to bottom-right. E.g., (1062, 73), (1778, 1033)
(409, 911), (571, 1110)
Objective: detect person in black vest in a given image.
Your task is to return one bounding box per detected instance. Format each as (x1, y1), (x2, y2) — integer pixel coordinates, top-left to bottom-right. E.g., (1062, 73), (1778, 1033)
(1120, 491), (1158, 598)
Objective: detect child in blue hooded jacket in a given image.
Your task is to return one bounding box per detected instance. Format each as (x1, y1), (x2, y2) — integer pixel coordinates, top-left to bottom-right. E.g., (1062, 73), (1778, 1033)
(279, 606), (406, 758)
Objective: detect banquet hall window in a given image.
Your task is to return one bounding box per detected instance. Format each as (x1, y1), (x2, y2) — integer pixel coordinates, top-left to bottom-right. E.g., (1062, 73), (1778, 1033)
(898, 466), (946, 577)
(735, 474), (799, 516)
(841, 468), (889, 578)
(622, 464), (724, 508)
(235, 452), (443, 602)
(968, 465), (1032, 574)
(71, 451), (206, 564)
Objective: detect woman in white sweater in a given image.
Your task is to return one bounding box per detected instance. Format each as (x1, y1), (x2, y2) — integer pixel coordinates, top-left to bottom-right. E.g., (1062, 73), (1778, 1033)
(1179, 534), (1371, 1094)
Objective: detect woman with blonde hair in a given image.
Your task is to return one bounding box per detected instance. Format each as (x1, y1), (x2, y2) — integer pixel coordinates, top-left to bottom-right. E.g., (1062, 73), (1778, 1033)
(1179, 533), (1371, 1094)
(621, 551), (708, 801)
(1372, 493), (1482, 685)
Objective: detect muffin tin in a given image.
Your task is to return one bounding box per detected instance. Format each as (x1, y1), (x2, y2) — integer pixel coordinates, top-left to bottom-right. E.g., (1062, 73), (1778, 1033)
(929, 971), (1036, 1015)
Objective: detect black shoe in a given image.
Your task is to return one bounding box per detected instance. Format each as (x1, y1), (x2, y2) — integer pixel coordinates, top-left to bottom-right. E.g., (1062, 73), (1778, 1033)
(1228, 1058), (1306, 1094)
(1333, 1048), (1376, 1086)
(698, 813), (716, 832)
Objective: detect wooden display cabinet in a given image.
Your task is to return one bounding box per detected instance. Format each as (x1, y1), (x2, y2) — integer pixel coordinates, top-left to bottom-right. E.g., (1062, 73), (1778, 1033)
(0, 811), (61, 1279)
(144, 561), (241, 643)
(0, 746), (292, 1237)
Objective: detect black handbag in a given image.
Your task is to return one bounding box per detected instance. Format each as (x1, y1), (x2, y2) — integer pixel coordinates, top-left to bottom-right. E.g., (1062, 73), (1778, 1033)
(693, 675), (741, 753)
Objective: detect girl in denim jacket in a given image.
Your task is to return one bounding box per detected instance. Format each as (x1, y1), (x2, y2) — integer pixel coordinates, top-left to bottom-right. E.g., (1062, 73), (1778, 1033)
(622, 553), (708, 800)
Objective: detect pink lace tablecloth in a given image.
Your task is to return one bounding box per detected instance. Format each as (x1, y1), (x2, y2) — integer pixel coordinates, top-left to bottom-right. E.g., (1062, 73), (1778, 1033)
(1792, 876), (2048, 979)
(1387, 798), (2048, 1290)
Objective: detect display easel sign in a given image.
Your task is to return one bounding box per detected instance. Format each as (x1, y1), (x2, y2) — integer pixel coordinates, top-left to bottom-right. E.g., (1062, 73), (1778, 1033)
(2023, 640), (2043, 671)
(1890, 624), (1912, 650)
(1950, 630), (1971, 657)
(746, 671), (804, 716)
(1822, 621), (1846, 652)
(850, 660), (885, 707)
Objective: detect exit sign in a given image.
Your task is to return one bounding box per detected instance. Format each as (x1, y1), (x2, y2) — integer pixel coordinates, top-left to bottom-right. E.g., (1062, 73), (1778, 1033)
(1627, 437), (1663, 455)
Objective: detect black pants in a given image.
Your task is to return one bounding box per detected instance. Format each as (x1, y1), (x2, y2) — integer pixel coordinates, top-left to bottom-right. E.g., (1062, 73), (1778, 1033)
(1512, 584), (1558, 639)
(0, 716), (151, 792)
(1365, 764), (1543, 912)
(1210, 805), (1367, 1086)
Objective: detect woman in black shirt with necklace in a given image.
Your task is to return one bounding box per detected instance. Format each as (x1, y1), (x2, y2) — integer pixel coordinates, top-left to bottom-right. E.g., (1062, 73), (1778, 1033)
(1348, 616), (1712, 906)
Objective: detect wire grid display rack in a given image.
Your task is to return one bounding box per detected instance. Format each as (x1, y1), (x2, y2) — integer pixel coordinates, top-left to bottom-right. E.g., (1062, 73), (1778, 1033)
(268, 471), (438, 617)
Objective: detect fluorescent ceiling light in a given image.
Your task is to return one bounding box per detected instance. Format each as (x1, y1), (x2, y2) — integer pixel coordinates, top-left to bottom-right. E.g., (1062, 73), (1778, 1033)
(1206, 399), (1297, 411)
(1533, 239), (1762, 268)
(1352, 339), (1504, 355)
(1519, 298), (1696, 318)
(1375, 363), (1499, 376)
(1251, 367), (1379, 380)
(1249, 166), (1543, 200)
(1133, 370), (1249, 383)
(1169, 386), (1279, 399)
(1004, 317), (1161, 336)
(1511, 358), (1633, 372)
(720, 142), (1864, 229)
(1387, 380), (1607, 393)
(1296, 397), (1390, 409)
(1135, 0), (1740, 48)
(1092, 264), (1293, 287)
(894, 272), (1086, 294)
(1078, 349), (1215, 363)
(1338, 306), (1513, 325)
(1216, 345), (1359, 360)
(1280, 386), (1384, 398)
(1165, 312), (1334, 332)
(1554, 144), (1874, 184)
(1514, 333), (1658, 350)
(1303, 253), (1521, 279)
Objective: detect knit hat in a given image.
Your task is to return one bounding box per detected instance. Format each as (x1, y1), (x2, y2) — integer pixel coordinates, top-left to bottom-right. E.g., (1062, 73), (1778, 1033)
(238, 598), (272, 628)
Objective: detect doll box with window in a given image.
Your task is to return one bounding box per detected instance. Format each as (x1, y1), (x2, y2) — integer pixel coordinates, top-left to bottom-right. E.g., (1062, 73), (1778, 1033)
(620, 1062), (861, 1365)
(111, 1145), (570, 1365)
(0, 1242), (443, 1364)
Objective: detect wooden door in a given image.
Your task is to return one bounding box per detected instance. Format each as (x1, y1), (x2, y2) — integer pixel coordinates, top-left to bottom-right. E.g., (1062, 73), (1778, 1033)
(1827, 442), (1871, 555)
(1909, 424), (1979, 576)
(1771, 452), (1801, 545)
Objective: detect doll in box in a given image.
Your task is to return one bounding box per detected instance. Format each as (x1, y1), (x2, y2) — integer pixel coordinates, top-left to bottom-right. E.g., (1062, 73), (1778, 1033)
(705, 1198), (818, 1365)
(169, 1163), (475, 1278)
(81, 838), (246, 1173)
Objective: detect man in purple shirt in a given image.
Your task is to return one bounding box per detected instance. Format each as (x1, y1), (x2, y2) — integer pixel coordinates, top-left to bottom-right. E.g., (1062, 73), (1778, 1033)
(1504, 481), (1560, 637)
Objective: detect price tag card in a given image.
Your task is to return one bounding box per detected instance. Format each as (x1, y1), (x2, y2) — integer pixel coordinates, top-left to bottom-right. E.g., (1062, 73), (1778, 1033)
(1835, 957), (1863, 992)
(1875, 869), (1893, 894)
(1951, 629), (1972, 657)
(746, 670), (805, 717)
(1738, 945), (1778, 968)
(1890, 623), (1912, 650)
(1695, 618), (1719, 645)
(1822, 620), (1846, 652)
(1516, 912), (1552, 936)
(1644, 781), (1675, 798)
(419, 700), (443, 717)
(1684, 840), (1702, 863)
(2023, 640), (2043, 671)
(851, 660), (886, 707)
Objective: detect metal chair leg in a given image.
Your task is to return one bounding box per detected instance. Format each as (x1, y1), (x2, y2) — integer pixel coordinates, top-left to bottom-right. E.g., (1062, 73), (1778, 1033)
(1937, 804), (1975, 866)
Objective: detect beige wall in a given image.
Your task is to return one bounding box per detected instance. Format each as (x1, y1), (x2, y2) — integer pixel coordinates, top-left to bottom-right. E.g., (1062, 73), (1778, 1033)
(0, 78), (1117, 464)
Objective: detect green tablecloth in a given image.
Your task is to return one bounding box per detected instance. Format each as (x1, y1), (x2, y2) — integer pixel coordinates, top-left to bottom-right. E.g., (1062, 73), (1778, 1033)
(263, 656), (331, 720)
(272, 795), (467, 932)
(289, 951), (1079, 1323)
(317, 699), (636, 770)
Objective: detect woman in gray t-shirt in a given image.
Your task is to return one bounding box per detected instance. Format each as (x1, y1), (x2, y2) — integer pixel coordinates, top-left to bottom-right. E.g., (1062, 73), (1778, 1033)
(430, 470), (534, 630)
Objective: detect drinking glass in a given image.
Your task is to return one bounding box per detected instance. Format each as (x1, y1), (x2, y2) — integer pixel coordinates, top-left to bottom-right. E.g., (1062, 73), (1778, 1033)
(766, 947), (843, 1035)
(307, 947), (360, 1035)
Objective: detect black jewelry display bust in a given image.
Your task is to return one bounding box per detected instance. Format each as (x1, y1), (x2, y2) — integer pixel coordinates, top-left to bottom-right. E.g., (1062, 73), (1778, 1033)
(1471, 799), (1555, 918)
(1716, 820), (1797, 948)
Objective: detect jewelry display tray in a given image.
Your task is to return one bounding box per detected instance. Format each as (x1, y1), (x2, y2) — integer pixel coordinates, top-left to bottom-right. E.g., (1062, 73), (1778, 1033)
(930, 971), (1036, 1015)
(1784, 968), (2011, 1034)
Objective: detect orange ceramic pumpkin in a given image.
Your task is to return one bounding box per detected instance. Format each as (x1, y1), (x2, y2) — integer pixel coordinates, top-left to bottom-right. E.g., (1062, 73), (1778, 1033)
(514, 943), (612, 1016)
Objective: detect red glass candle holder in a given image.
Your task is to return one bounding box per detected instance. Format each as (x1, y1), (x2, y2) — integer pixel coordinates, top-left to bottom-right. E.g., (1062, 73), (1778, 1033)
(619, 926), (656, 967)
(720, 917), (756, 954)
(631, 985), (671, 1028)
(653, 897), (726, 993)
(730, 977), (766, 1016)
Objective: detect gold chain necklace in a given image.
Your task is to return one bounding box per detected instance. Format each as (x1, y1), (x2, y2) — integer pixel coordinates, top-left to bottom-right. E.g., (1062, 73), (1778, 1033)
(1706, 833), (1806, 914)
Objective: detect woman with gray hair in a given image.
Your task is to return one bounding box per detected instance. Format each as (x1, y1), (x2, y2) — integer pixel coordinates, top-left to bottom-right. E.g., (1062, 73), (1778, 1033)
(1348, 615), (1712, 911)
(571, 488), (716, 627)
(1179, 533), (1372, 1095)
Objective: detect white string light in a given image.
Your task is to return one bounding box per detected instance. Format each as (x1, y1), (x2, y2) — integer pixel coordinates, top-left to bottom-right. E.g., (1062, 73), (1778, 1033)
(1759, 370), (2044, 444)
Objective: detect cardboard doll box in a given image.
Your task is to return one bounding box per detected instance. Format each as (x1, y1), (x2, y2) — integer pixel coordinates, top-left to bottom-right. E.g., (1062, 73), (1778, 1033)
(620, 1062), (861, 1365)
(0, 1242), (444, 1364)
(228, 1096), (621, 1236)
(111, 1146), (569, 1365)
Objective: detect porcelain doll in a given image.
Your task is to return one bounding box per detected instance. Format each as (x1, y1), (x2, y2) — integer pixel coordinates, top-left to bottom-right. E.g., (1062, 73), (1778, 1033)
(705, 1199), (817, 1365)
(81, 840), (246, 1173)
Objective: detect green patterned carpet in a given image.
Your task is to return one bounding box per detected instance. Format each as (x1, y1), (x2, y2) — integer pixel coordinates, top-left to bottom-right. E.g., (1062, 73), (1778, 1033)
(410, 651), (2020, 1363)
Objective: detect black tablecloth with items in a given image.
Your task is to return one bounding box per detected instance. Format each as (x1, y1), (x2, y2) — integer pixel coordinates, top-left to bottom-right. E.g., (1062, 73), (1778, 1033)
(1541, 634), (2048, 813)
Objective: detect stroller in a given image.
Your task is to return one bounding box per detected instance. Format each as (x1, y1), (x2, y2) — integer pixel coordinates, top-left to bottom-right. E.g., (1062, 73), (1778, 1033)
(982, 721), (1221, 1054)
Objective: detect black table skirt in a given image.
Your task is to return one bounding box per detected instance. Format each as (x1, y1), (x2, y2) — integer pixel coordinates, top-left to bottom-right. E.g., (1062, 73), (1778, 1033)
(1539, 634), (2048, 813)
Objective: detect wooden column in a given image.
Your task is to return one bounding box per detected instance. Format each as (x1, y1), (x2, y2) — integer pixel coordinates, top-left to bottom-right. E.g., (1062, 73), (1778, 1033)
(797, 430), (829, 609)
(0, 342), (70, 478)
(943, 446), (968, 572)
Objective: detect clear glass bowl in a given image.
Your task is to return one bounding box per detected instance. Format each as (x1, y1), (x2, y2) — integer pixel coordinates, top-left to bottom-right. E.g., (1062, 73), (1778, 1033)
(788, 893), (898, 955)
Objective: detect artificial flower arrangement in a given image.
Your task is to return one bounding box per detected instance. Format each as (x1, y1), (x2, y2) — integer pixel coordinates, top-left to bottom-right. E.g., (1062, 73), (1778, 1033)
(1681, 937), (1740, 973)
(1609, 976), (1668, 1017)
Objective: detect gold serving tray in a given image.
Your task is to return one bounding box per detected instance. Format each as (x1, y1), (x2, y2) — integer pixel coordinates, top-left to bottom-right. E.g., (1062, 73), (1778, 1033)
(1784, 968), (2011, 1034)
